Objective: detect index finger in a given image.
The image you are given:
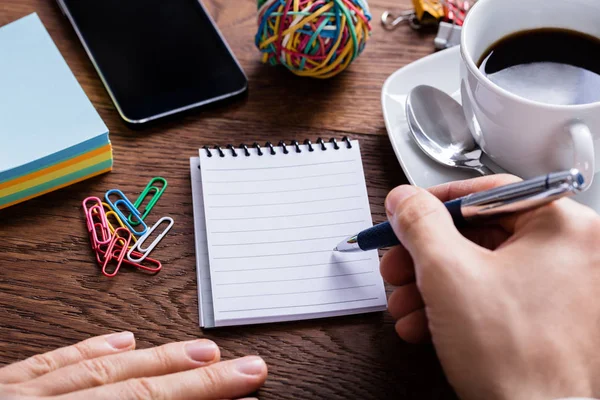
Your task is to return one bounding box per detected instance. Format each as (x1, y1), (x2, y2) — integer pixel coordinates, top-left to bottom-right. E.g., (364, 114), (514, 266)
(428, 174), (522, 202)
(0, 332), (135, 384)
(428, 174), (524, 233)
(59, 356), (268, 400)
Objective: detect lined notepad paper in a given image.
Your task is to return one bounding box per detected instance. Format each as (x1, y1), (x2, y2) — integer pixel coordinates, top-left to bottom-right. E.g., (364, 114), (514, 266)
(191, 140), (386, 327)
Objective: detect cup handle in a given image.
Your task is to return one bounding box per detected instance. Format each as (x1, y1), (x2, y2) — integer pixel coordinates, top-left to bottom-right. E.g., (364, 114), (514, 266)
(568, 121), (595, 188)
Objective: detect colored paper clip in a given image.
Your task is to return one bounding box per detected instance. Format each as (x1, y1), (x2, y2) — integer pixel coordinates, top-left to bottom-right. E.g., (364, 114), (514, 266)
(86, 205), (111, 249)
(102, 228), (132, 278)
(104, 207), (138, 246)
(83, 196), (104, 217)
(101, 201), (112, 213)
(96, 245), (162, 274)
(128, 177), (168, 226)
(83, 197), (110, 241)
(105, 189), (148, 236)
(127, 217), (174, 263)
(115, 249), (163, 274)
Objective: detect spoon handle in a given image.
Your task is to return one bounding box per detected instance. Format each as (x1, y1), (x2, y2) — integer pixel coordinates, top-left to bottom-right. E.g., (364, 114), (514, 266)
(474, 165), (495, 176)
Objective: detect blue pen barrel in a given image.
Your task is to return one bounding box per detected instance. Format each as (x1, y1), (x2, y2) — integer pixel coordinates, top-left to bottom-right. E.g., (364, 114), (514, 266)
(356, 198), (465, 251)
(356, 222), (400, 251)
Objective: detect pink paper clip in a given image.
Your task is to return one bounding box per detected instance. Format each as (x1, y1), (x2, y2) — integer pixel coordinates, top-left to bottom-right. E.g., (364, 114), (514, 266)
(95, 242), (109, 265)
(114, 249), (163, 274)
(84, 197), (110, 245)
(83, 197), (104, 230)
(96, 246), (162, 275)
(101, 228), (132, 278)
(87, 205), (111, 248)
(83, 196), (103, 214)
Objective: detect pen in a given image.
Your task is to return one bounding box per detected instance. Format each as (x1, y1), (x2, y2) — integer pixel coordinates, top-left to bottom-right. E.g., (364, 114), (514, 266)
(334, 169), (586, 253)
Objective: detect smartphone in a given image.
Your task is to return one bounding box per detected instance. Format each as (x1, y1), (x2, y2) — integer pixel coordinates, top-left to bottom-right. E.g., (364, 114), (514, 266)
(57, 0), (248, 126)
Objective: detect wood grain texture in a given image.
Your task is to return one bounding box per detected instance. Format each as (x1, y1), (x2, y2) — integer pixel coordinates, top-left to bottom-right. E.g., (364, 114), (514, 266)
(0, 1), (456, 398)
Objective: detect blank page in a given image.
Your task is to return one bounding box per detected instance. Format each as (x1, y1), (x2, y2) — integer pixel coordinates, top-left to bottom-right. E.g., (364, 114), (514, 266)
(199, 140), (386, 327)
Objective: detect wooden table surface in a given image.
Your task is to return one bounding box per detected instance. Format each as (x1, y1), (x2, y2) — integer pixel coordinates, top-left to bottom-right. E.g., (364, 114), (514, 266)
(0, 1), (456, 398)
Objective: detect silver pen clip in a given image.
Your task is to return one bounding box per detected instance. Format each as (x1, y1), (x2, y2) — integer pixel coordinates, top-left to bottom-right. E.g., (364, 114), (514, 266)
(461, 169), (585, 220)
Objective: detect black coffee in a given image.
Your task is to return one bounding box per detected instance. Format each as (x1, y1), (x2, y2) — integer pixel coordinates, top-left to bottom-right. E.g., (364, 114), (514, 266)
(478, 29), (600, 105)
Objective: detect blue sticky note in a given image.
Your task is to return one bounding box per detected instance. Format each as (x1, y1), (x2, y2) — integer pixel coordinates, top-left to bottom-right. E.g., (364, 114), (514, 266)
(0, 13), (109, 182)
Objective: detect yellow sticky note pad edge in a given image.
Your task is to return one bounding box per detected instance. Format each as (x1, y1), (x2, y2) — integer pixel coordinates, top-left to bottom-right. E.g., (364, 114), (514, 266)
(0, 148), (112, 197)
(0, 144), (112, 190)
(0, 166), (112, 210)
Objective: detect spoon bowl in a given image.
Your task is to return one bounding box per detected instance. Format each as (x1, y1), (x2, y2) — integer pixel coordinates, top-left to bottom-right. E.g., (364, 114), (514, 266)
(406, 85), (493, 176)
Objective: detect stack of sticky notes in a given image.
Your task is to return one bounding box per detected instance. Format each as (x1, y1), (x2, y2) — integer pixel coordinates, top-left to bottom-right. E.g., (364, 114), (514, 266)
(0, 13), (112, 210)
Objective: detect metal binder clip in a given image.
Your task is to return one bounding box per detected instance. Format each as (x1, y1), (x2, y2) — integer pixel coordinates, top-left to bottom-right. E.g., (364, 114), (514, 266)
(382, 0), (444, 30)
(105, 189), (147, 236)
(127, 177), (168, 226)
(102, 227), (132, 278)
(433, 1), (478, 49)
(381, 9), (421, 30)
(434, 21), (463, 49)
(127, 217), (174, 263)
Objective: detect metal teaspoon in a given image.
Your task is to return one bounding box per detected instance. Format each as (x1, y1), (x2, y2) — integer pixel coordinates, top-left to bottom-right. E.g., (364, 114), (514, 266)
(406, 85), (494, 176)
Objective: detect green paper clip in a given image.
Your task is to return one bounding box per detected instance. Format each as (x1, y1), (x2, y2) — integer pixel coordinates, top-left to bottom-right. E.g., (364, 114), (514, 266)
(128, 177), (168, 225)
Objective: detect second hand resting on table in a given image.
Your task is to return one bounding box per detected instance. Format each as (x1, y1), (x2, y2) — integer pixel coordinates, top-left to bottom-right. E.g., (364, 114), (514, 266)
(1, 175), (599, 400)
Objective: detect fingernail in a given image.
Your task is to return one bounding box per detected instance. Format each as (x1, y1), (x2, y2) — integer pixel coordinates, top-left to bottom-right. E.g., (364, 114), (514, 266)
(234, 356), (266, 376)
(185, 340), (218, 363)
(386, 185), (419, 216)
(105, 331), (134, 350)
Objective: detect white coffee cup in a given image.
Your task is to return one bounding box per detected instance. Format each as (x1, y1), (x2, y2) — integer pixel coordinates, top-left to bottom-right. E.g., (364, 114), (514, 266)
(460, 0), (600, 185)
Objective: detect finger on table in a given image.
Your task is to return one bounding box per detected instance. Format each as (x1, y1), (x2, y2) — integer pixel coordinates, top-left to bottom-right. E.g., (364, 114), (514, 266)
(380, 245), (415, 286)
(21, 339), (220, 397)
(0, 332), (135, 385)
(395, 309), (430, 344)
(387, 284), (424, 320)
(59, 356), (268, 400)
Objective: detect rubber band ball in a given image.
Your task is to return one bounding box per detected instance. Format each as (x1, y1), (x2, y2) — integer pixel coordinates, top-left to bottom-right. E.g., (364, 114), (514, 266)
(255, 0), (372, 79)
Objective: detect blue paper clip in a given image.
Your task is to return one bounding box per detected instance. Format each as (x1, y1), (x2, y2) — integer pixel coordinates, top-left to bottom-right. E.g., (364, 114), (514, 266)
(105, 189), (148, 236)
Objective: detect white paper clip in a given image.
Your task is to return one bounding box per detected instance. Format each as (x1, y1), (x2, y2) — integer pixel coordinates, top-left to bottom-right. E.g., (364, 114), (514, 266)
(127, 217), (174, 263)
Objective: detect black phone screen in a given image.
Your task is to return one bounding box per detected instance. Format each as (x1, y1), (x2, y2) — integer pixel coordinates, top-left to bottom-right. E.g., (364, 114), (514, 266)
(60, 0), (247, 123)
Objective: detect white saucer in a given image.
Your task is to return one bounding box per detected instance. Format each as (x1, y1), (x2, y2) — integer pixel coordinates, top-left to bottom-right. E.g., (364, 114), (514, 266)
(381, 46), (600, 212)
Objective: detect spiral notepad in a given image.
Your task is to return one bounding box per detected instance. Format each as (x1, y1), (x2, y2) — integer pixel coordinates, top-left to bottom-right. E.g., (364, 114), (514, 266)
(190, 138), (387, 328)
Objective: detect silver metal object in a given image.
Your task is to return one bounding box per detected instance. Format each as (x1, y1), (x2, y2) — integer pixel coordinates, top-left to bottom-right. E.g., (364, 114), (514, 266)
(381, 10), (422, 30)
(460, 169), (586, 219)
(434, 21), (462, 49)
(406, 85), (494, 176)
(333, 235), (358, 252)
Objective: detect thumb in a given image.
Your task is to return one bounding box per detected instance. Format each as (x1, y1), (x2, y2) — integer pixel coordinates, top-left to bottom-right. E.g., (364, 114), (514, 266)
(385, 185), (471, 267)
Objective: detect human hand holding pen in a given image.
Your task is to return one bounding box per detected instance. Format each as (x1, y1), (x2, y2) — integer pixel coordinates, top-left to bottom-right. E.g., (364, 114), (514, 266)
(381, 175), (600, 400)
